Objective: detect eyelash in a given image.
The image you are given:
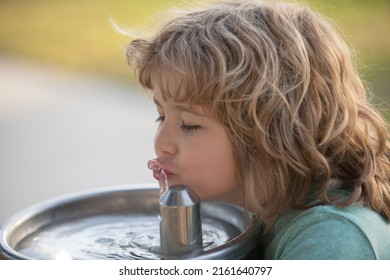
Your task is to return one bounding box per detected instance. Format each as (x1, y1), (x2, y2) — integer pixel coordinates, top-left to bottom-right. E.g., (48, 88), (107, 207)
(155, 116), (201, 132)
(181, 123), (201, 132)
(156, 116), (165, 122)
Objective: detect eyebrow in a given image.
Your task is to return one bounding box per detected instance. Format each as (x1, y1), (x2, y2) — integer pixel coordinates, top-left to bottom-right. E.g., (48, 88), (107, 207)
(153, 97), (207, 117)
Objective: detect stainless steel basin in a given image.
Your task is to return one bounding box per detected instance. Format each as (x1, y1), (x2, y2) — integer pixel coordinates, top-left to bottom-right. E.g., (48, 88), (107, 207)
(0, 184), (260, 259)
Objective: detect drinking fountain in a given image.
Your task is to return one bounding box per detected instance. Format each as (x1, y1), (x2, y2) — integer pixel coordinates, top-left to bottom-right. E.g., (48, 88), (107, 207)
(0, 184), (260, 260)
(159, 185), (203, 259)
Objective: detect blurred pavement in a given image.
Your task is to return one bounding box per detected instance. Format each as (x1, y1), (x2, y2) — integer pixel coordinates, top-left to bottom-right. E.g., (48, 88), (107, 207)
(0, 56), (156, 225)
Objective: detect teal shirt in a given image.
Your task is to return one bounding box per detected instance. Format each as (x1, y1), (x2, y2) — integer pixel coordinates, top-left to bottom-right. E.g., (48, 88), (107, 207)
(263, 203), (390, 259)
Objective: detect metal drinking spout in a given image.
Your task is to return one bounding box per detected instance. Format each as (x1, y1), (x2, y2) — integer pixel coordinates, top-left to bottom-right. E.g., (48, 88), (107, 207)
(159, 185), (203, 259)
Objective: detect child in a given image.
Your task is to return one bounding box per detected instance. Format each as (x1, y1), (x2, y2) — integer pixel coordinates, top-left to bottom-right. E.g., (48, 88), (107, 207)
(126, 0), (390, 259)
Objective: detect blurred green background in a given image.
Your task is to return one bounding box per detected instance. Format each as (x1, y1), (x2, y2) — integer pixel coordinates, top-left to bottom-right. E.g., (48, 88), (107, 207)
(0, 0), (389, 117)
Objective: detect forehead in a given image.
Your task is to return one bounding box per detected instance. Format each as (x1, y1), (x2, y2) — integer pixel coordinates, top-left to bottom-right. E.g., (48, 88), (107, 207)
(151, 73), (214, 118)
(152, 69), (204, 105)
(153, 94), (209, 118)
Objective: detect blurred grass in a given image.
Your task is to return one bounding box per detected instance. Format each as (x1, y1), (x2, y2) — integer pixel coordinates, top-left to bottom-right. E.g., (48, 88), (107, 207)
(0, 0), (187, 79)
(0, 0), (389, 117)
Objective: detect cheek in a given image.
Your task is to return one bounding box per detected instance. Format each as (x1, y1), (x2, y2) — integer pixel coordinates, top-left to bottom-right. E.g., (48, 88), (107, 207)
(184, 139), (239, 198)
(192, 161), (239, 201)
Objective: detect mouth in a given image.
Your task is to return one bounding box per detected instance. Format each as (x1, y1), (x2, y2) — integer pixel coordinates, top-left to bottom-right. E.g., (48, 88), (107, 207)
(157, 162), (176, 177)
(163, 169), (175, 177)
(160, 168), (179, 186)
(147, 159), (177, 183)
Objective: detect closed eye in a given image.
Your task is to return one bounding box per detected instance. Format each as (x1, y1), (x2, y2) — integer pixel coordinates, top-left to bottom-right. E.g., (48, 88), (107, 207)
(156, 116), (201, 132)
(156, 115), (165, 122)
(181, 122), (201, 132)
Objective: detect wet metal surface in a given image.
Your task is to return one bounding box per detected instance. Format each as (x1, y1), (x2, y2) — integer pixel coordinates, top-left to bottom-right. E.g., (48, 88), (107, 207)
(0, 185), (259, 259)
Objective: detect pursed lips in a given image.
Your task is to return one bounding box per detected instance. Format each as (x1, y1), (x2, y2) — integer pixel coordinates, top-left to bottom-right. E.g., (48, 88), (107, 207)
(160, 167), (175, 177)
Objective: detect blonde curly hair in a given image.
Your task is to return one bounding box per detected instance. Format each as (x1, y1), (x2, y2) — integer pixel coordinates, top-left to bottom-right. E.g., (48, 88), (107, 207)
(127, 0), (390, 230)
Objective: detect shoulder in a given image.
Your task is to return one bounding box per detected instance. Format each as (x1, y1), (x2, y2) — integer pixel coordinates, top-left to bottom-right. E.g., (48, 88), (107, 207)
(264, 204), (390, 260)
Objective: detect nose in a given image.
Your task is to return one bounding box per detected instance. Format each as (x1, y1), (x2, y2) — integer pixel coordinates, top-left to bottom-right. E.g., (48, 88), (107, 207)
(154, 121), (178, 159)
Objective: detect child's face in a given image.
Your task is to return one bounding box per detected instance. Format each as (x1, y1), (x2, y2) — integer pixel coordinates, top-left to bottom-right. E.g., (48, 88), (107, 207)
(152, 87), (242, 205)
